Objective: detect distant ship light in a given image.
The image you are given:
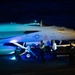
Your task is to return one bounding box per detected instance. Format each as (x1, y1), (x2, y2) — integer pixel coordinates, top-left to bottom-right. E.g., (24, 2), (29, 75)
(34, 20), (37, 23)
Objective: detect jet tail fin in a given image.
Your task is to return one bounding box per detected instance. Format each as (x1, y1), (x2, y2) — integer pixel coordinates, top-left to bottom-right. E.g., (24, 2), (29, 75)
(40, 20), (42, 26)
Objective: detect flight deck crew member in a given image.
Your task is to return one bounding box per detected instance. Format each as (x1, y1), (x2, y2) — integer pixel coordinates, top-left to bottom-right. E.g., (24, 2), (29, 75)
(39, 40), (46, 63)
(15, 47), (22, 61)
(52, 40), (57, 60)
(68, 43), (75, 65)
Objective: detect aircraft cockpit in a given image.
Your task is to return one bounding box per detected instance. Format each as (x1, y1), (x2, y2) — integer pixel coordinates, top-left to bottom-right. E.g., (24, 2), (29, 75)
(57, 29), (65, 33)
(57, 29), (65, 31)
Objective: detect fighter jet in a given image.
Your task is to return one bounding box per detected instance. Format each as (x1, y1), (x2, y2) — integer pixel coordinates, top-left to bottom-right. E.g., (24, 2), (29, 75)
(0, 21), (75, 55)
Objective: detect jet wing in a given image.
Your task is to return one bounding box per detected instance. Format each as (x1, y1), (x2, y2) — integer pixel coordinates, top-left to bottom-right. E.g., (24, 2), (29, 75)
(57, 43), (75, 47)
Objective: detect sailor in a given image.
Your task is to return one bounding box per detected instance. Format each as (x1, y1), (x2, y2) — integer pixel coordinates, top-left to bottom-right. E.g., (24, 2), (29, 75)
(39, 40), (46, 63)
(68, 43), (75, 65)
(15, 47), (22, 61)
(51, 40), (57, 60)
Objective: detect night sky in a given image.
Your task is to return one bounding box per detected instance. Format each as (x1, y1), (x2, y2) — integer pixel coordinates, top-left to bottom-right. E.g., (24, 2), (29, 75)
(0, 0), (75, 29)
